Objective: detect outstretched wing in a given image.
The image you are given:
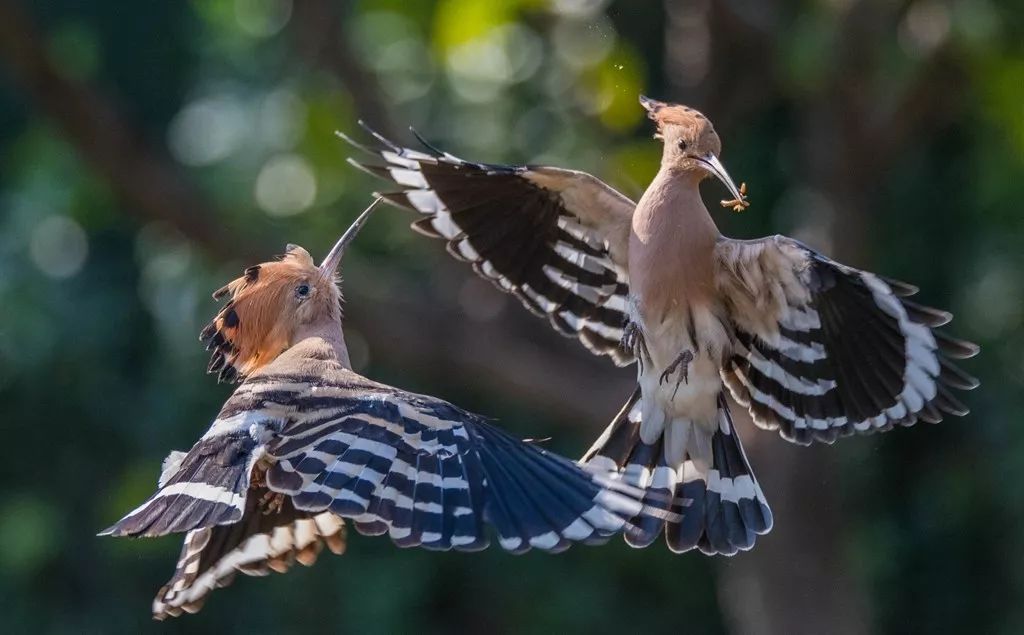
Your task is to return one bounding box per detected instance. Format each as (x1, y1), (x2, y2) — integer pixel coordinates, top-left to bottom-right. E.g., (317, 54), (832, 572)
(100, 433), (260, 538)
(342, 125), (635, 365)
(263, 375), (662, 553)
(715, 235), (979, 445)
(152, 501), (346, 620)
(104, 363), (667, 555)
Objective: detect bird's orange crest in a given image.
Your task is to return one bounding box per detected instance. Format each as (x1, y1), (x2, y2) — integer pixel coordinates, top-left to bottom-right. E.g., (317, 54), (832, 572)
(639, 95), (712, 136)
(200, 245), (340, 382)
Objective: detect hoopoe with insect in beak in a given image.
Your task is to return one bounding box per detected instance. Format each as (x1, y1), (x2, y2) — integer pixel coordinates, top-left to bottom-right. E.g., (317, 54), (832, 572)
(100, 200), (674, 620)
(342, 95), (980, 556)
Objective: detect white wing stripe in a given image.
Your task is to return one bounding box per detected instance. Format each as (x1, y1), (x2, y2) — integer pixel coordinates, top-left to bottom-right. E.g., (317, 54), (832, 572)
(520, 283), (558, 313)
(775, 335), (827, 362)
(780, 305), (822, 331)
(552, 241), (614, 274)
(406, 190), (447, 215)
(387, 167), (428, 188)
(541, 265), (607, 303)
(745, 348), (836, 396)
(129, 482), (245, 517)
(861, 272), (939, 422)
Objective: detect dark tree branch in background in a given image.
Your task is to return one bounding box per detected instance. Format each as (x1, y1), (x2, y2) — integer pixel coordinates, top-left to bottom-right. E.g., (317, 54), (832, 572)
(288, 0), (395, 135)
(0, 0), (625, 427)
(0, 2), (260, 261)
(866, 49), (962, 162)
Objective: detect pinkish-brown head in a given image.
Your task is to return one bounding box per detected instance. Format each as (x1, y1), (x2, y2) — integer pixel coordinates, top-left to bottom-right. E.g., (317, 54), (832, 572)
(200, 198), (381, 381)
(640, 95), (745, 203)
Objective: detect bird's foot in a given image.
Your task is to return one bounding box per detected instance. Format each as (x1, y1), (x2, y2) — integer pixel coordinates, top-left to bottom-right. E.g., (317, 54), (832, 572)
(659, 350), (695, 399)
(259, 490), (286, 515)
(620, 321), (639, 352)
(620, 321), (650, 372)
(250, 463), (267, 488)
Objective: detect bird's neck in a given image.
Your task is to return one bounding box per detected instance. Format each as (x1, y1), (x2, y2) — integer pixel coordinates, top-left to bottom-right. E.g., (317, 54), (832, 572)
(629, 167), (721, 321)
(292, 317), (352, 370)
(633, 166), (720, 254)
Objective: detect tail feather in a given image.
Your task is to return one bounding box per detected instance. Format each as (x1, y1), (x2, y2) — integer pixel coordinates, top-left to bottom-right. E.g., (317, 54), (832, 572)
(582, 388), (668, 548)
(624, 437), (673, 549)
(584, 391), (772, 556)
(583, 389), (642, 467)
(152, 493), (346, 620)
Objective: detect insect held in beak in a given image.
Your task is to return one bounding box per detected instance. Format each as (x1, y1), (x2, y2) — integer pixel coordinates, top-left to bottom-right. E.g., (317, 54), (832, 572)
(720, 182), (750, 213)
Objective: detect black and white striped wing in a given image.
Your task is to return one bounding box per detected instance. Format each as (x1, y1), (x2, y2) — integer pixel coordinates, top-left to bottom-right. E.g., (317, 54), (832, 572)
(265, 386), (658, 553)
(101, 427), (348, 619)
(716, 235), (979, 445)
(101, 434), (260, 538)
(342, 126), (636, 365)
(152, 501), (346, 620)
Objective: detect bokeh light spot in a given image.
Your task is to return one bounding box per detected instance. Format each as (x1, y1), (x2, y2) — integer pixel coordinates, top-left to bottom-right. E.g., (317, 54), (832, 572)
(259, 87), (306, 150)
(234, 0), (292, 37)
(899, 1), (951, 56)
(255, 154), (318, 216)
(29, 215), (88, 279)
(168, 95), (249, 166)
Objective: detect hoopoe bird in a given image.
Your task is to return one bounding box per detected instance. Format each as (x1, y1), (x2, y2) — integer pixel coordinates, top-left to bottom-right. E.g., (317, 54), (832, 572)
(100, 200), (672, 619)
(342, 96), (980, 556)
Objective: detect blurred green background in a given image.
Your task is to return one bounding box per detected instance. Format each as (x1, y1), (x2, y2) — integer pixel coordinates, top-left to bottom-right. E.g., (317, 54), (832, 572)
(0, 0), (1021, 633)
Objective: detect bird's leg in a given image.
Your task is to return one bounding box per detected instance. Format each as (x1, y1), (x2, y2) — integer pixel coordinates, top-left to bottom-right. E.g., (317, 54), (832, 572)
(659, 349), (695, 399)
(259, 489), (286, 515)
(620, 320), (650, 373)
(620, 320), (638, 352)
(249, 462), (285, 514)
(250, 463), (267, 488)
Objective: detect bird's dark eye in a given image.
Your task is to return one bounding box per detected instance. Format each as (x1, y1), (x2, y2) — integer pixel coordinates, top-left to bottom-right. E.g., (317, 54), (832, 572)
(678, 138), (688, 151)
(295, 284), (310, 298)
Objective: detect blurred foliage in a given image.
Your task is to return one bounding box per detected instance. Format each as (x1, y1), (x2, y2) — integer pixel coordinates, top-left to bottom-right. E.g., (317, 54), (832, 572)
(0, 0), (1022, 633)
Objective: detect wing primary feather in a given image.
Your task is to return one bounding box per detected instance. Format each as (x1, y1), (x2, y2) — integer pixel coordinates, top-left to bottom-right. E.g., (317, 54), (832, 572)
(335, 129), (381, 156)
(409, 126), (446, 157)
(485, 444), (580, 551)
(356, 119), (401, 152)
(473, 438), (546, 553)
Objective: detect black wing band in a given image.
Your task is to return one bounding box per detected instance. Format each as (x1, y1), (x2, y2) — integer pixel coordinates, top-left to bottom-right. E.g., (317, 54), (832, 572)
(342, 126), (633, 364)
(723, 245), (979, 445)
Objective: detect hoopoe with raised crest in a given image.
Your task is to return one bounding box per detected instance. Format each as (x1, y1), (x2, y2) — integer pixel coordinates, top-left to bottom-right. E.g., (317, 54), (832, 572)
(101, 200), (673, 619)
(343, 95), (980, 556)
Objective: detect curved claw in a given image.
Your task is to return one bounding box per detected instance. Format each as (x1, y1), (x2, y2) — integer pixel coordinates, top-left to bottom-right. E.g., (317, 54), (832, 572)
(659, 350), (694, 400)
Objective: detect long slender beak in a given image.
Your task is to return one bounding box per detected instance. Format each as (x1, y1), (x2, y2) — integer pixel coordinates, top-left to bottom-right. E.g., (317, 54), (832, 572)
(319, 197), (383, 279)
(695, 153), (745, 203)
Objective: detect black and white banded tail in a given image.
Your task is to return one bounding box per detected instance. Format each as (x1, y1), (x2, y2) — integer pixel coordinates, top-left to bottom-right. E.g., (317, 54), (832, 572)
(151, 501), (346, 620)
(584, 390), (772, 555)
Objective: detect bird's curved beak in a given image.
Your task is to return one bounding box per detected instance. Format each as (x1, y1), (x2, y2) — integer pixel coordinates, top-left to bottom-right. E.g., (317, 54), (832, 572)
(695, 153), (746, 205)
(319, 197), (383, 279)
